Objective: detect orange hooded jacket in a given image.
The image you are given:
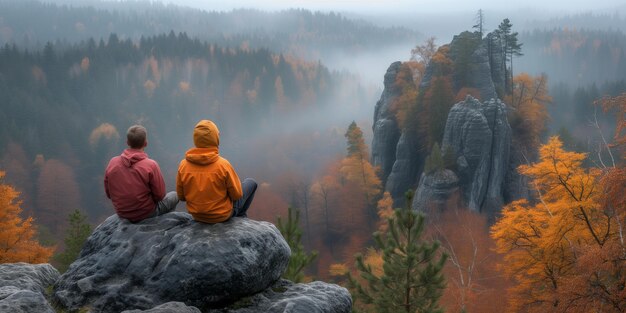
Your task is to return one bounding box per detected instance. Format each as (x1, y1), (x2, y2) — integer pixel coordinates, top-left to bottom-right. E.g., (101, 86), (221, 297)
(176, 120), (243, 223)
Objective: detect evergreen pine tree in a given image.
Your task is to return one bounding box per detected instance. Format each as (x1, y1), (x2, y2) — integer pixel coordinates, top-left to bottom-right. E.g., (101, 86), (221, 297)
(424, 142), (444, 174)
(442, 144), (457, 171)
(53, 209), (92, 273)
(472, 9), (485, 38)
(497, 18), (523, 94)
(276, 207), (318, 283)
(349, 191), (448, 313)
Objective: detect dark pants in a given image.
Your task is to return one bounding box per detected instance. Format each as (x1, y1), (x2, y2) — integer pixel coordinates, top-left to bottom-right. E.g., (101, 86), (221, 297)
(232, 178), (257, 218)
(135, 191), (178, 222)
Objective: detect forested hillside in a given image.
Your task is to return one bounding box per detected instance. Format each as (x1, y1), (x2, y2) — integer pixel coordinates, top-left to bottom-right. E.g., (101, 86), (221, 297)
(0, 0), (419, 59)
(1, 3), (625, 312)
(0, 32), (377, 238)
(517, 28), (626, 146)
(519, 29), (626, 85)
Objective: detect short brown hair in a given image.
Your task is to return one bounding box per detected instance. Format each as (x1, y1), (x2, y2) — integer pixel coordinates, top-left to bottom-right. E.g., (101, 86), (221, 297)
(127, 125), (147, 149)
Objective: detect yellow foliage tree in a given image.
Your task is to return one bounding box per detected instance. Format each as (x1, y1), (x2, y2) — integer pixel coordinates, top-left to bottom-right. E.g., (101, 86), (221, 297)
(376, 192), (394, 232)
(340, 121), (382, 220)
(491, 137), (616, 312)
(89, 123), (119, 148)
(0, 171), (54, 263)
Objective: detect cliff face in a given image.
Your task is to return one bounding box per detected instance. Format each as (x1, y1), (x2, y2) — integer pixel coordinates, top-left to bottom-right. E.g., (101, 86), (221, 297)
(372, 30), (521, 219)
(372, 61), (403, 184)
(420, 31), (506, 102)
(440, 96), (511, 216)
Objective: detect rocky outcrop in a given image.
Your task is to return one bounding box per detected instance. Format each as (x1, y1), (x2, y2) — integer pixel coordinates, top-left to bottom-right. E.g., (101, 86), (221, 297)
(121, 280), (352, 313)
(208, 279), (352, 313)
(373, 30), (512, 210)
(412, 169), (460, 212)
(0, 286), (55, 313)
(420, 31), (506, 103)
(53, 212), (291, 313)
(485, 32), (507, 97)
(385, 133), (421, 204)
(372, 61), (403, 182)
(4, 211), (351, 313)
(440, 96), (511, 214)
(0, 263), (59, 313)
(122, 302), (201, 313)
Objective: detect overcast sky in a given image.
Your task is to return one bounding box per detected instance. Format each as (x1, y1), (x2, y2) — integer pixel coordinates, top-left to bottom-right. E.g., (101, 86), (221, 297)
(159, 0), (624, 14)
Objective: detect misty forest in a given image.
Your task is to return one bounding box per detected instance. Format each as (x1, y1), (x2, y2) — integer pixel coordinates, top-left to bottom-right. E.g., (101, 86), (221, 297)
(0, 0), (625, 312)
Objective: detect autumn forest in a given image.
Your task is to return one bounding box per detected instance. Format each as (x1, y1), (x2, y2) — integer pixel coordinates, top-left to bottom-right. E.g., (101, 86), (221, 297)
(1, 1), (625, 312)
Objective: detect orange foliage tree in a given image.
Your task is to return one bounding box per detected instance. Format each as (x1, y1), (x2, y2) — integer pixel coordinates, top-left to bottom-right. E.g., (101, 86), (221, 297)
(0, 171), (54, 263)
(310, 169), (372, 278)
(390, 63), (419, 129)
(553, 93), (626, 312)
(506, 73), (551, 153)
(309, 122), (382, 278)
(491, 136), (626, 312)
(407, 37), (438, 88)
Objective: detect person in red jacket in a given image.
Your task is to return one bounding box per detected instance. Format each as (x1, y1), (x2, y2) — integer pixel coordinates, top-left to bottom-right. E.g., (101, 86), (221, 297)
(177, 120), (257, 223)
(104, 125), (178, 222)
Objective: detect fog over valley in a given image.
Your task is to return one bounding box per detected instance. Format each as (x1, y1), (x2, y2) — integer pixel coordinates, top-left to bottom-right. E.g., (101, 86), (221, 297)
(0, 1), (625, 312)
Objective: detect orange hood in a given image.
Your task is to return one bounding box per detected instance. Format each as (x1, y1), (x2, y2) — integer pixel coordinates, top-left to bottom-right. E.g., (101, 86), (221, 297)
(193, 120), (220, 148)
(185, 147), (219, 165)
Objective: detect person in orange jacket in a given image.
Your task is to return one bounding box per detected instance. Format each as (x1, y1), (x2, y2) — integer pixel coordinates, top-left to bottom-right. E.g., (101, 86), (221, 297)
(176, 120), (257, 223)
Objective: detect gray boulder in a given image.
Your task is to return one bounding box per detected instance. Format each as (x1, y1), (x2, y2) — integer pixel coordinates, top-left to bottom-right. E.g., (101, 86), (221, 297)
(412, 169), (460, 212)
(0, 286), (55, 313)
(441, 96), (511, 214)
(53, 212), (291, 313)
(0, 263), (59, 313)
(122, 302), (201, 313)
(0, 263), (59, 294)
(208, 279), (352, 313)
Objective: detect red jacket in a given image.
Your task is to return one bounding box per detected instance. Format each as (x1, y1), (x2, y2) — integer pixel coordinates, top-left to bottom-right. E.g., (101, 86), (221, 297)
(104, 149), (166, 222)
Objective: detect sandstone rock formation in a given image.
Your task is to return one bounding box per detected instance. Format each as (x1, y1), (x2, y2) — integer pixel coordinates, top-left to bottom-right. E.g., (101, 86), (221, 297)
(122, 302), (201, 313)
(385, 133), (421, 203)
(440, 96), (511, 215)
(412, 169), (460, 212)
(0, 263), (59, 313)
(53, 212), (291, 312)
(372, 61), (403, 183)
(122, 280), (352, 313)
(372, 30), (520, 219)
(420, 31), (506, 102)
(41, 212), (351, 313)
(208, 279), (352, 313)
